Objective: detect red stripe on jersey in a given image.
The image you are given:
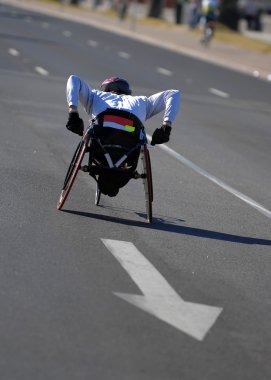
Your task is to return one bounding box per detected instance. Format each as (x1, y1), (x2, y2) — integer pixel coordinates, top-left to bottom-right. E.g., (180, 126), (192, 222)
(104, 115), (134, 126)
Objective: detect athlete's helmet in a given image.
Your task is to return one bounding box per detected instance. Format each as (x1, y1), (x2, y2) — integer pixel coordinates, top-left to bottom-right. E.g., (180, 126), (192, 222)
(100, 77), (132, 95)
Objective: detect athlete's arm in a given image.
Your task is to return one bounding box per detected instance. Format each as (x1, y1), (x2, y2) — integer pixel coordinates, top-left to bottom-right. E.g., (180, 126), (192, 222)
(66, 75), (94, 114)
(146, 89), (181, 124)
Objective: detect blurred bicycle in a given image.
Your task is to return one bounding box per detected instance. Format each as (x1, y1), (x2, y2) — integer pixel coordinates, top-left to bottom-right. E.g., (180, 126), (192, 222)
(200, 0), (219, 47)
(200, 18), (216, 46)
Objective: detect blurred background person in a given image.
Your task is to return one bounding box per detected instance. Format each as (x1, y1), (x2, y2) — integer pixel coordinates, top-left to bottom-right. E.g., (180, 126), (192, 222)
(244, 1), (262, 31)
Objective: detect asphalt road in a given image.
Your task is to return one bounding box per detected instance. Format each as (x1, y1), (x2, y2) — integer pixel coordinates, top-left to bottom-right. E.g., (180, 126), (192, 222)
(1, 3), (271, 380)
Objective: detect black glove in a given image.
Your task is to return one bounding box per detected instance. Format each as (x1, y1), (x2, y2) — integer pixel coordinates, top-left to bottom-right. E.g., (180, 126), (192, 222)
(66, 112), (84, 136)
(151, 124), (171, 145)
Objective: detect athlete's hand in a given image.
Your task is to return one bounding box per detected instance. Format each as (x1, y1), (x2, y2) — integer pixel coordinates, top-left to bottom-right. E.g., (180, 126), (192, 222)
(151, 124), (171, 145)
(66, 112), (84, 136)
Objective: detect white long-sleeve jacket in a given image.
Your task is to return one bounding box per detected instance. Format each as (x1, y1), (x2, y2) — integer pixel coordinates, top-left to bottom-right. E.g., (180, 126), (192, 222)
(66, 75), (180, 125)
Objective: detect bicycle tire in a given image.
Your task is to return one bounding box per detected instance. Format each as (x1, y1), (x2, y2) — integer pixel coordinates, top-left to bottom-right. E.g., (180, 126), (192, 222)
(202, 26), (213, 46)
(57, 139), (87, 210)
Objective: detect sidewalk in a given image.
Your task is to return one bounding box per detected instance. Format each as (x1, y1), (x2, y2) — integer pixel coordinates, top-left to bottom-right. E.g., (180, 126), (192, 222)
(3, 0), (271, 82)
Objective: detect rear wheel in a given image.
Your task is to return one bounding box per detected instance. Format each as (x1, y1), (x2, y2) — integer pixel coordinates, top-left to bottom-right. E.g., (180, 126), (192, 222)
(57, 139), (88, 210)
(95, 183), (101, 206)
(141, 145), (153, 223)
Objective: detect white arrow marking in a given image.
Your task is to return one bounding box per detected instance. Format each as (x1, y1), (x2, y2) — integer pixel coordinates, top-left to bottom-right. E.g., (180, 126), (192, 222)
(102, 239), (222, 341)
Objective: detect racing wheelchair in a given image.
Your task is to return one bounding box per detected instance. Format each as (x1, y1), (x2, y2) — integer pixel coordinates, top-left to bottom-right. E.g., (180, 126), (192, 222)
(56, 109), (153, 223)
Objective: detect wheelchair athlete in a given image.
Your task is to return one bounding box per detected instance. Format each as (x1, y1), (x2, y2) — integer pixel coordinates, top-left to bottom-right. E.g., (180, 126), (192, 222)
(66, 75), (180, 196)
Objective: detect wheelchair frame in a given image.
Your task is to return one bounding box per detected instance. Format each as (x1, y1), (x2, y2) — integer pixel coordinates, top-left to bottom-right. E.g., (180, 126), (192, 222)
(56, 124), (153, 223)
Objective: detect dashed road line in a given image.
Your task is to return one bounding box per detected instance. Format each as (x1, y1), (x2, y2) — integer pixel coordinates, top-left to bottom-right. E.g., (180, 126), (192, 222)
(35, 66), (49, 76)
(157, 67), (172, 76)
(4, 0), (270, 82)
(209, 88), (229, 98)
(87, 39), (98, 47)
(8, 48), (20, 56)
(118, 51), (131, 59)
(41, 22), (49, 28)
(62, 30), (72, 37)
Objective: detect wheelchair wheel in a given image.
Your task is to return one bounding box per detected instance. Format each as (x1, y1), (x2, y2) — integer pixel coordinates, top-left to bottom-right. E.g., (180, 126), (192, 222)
(57, 139), (88, 210)
(95, 183), (101, 206)
(141, 145), (153, 223)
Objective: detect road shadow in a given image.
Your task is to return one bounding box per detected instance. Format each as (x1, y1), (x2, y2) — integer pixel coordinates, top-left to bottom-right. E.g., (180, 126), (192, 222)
(61, 209), (271, 246)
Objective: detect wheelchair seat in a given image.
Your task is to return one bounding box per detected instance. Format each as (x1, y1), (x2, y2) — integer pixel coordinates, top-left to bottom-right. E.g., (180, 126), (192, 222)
(88, 109), (146, 196)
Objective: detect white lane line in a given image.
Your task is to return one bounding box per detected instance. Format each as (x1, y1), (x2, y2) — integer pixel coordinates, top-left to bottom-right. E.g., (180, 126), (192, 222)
(87, 39), (98, 47)
(102, 239), (222, 341)
(8, 48), (20, 56)
(157, 67), (172, 76)
(63, 30), (72, 37)
(35, 66), (49, 76)
(118, 51), (131, 59)
(209, 88), (229, 98)
(41, 22), (49, 29)
(146, 134), (271, 220)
